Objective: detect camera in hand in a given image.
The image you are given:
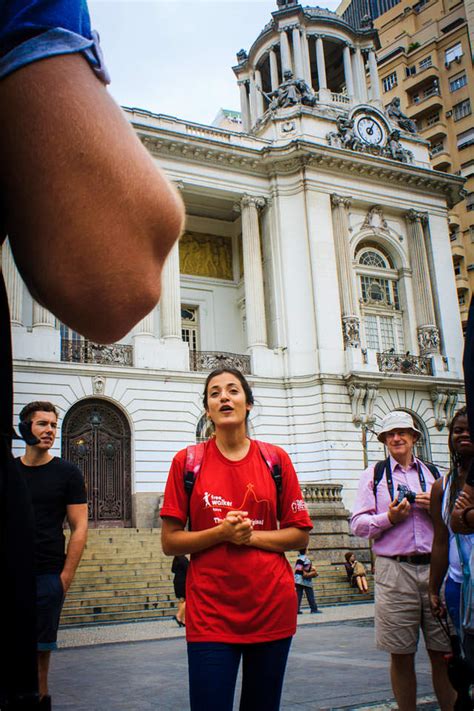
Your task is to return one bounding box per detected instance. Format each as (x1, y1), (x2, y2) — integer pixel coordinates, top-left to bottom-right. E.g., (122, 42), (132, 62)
(397, 484), (417, 504)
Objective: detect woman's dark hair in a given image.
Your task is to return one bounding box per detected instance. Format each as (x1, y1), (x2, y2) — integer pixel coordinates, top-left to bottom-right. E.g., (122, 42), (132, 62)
(345, 551), (353, 563)
(445, 406), (469, 520)
(202, 368), (254, 419)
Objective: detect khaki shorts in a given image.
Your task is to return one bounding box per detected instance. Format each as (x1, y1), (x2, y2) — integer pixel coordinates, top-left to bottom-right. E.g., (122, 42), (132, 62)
(374, 556), (449, 655)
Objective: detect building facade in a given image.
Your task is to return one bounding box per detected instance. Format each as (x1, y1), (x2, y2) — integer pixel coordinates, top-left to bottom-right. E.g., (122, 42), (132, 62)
(4, 0), (465, 528)
(340, 0), (474, 328)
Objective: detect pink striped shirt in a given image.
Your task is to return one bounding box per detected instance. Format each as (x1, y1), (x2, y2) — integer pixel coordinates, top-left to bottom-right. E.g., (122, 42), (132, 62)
(350, 456), (437, 556)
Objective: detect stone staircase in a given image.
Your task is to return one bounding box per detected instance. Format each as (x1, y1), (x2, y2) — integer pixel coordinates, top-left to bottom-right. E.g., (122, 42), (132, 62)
(60, 529), (373, 628)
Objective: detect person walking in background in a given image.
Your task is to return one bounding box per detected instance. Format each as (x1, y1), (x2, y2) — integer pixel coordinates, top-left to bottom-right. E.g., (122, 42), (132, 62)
(344, 552), (369, 594)
(172, 555), (189, 628)
(160, 368), (312, 711)
(295, 549), (321, 614)
(351, 410), (455, 711)
(16, 402), (88, 710)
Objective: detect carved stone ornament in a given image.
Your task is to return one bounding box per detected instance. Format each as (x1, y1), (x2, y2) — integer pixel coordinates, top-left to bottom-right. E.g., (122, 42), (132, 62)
(93, 375), (106, 395)
(330, 194), (351, 210)
(236, 49), (248, 63)
(281, 121), (296, 133)
(417, 325), (440, 355)
(406, 209), (428, 225)
(179, 232), (233, 280)
(348, 382), (378, 426)
(430, 389), (459, 430)
(386, 97), (418, 134)
(258, 71), (317, 112)
(327, 117), (414, 164)
(342, 316), (361, 348)
(241, 195), (266, 211)
(362, 206), (389, 232)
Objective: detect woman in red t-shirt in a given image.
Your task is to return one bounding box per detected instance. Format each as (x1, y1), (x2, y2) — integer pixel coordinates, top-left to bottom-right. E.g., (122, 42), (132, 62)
(160, 368), (312, 711)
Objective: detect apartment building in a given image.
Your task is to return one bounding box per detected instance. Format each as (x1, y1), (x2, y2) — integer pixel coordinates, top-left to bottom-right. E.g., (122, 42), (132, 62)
(340, 0), (474, 328)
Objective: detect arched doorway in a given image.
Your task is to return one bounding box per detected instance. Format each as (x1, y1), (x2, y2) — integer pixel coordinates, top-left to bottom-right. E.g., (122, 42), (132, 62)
(62, 399), (132, 527)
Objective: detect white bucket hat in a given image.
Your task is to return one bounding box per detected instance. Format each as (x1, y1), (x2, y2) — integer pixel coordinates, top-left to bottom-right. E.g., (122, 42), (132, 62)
(377, 411), (422, 442)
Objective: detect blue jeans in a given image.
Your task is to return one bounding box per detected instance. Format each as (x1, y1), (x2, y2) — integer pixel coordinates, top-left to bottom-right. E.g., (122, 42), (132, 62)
(187, 637), (292, 711)
(445, 575), (461, 635)
(296, 583), (318, 612)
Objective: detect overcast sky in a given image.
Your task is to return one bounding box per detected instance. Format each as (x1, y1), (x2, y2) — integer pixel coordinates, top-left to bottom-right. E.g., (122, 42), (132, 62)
(89, 0), (340, 125)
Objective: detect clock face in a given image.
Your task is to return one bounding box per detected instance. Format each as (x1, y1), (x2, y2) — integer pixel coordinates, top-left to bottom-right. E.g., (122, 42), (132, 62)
(355, 116), (385, 145)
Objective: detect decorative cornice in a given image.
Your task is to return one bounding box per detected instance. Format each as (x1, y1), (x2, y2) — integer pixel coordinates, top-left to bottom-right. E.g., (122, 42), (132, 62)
(136, 129), (465, 207)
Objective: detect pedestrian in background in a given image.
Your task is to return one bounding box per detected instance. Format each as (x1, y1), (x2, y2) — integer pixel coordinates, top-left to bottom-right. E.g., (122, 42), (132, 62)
(295, 549), (321, 614)
(172, 555), (189, 628)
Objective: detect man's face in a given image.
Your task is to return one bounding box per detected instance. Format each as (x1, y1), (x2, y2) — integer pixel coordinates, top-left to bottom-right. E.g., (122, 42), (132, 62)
(29, 410), (58, 450)
(384, 428), (417, 461)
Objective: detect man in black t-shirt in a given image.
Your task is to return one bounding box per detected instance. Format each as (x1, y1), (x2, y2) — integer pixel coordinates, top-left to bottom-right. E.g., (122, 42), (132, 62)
(16, 402), (87, 711)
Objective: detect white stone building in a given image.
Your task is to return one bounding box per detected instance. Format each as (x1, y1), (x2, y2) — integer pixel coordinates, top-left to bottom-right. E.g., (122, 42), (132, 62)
(4, 0), (465, 527)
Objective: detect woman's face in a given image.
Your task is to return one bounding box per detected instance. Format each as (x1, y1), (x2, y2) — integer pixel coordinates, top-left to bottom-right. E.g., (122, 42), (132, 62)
(451, 415), (474, 457)
(205, 372), (251, 430)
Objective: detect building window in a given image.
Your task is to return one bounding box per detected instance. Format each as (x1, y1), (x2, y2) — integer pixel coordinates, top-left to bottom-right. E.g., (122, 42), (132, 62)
(356, 245), (403, 353)
(445, 42), (463, 65)
(426, 112), (440, 126)
(467, 194), (474, 212)
(382, 71), (398, 92)
(181, 305), (199, 352)
(459, 291), (467, 306)
(453, 99), (471, 121)
(406, 65), (417, 77)
(454, 260), (462, 276)
(419, 56), (432, 69)
(470, 226), (474, 243)
(450, 73), (467, 92)
(457, 128), (474, 150)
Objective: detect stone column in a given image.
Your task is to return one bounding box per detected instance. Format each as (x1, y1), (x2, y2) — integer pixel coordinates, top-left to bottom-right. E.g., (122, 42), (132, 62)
(301, 30), (312, 87)
(240, 195), (268, 349)
(368, 47), (381, 102)
(292, 26), (304, 80)
(160, 241), (182, 342)
(354, 47), (368, 103)
(135, 310), (154, 336)
(343, 43), (355, 99)
(279, 28), (292, 74)
(254, 69), (265, 118)
(330, 195), (360, 348)
(249, 76), (257, 126)
(405, 210), (440, 355)
(32, 302), (55, 329)
(238, 80), (251, 132)
(269, 47), (279, 90)
(315, 35), (327, 90)
(2, 239), (23, 326)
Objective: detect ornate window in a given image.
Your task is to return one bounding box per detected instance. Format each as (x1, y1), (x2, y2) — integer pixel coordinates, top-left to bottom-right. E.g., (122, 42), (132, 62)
(181, 305), (199, 352)
(356, 245), (404, 353)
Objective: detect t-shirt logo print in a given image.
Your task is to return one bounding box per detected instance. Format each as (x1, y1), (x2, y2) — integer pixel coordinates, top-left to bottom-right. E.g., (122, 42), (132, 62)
(202, 483), (271, 528)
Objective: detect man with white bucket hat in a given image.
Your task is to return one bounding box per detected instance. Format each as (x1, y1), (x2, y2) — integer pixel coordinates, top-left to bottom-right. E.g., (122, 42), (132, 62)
(351, 411), (455, 711)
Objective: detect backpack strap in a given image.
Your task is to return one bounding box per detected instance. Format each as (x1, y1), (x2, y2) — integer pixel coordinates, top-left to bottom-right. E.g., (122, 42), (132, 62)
(421, 460), (441, 481)
(373, 458), (393, 500)
(183, 442), (206, 529)
(255, 440), (283, 494)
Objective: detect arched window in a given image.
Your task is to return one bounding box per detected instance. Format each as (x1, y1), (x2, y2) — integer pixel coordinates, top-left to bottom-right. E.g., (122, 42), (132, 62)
(356, 244), (404, 353)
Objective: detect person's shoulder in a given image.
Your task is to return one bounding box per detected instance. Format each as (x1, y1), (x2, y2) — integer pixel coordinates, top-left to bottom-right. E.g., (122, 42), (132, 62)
(54, 457), (83, 479)
(253, 441), (291, 462)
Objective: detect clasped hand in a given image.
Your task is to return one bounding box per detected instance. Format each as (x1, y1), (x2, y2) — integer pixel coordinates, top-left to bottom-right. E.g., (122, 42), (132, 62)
(221, 510), (253, 545)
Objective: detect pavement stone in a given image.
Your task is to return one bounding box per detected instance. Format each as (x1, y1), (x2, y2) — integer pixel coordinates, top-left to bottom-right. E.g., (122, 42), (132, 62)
(50, 604), (440, 710)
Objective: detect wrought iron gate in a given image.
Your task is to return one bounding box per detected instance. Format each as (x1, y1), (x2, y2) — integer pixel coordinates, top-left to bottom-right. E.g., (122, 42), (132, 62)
(62, 399), (132, 527)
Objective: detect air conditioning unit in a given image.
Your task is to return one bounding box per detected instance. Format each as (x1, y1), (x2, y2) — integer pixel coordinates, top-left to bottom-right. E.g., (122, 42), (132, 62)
(445, 60), (451, 68)
(446, 110), (453, 118)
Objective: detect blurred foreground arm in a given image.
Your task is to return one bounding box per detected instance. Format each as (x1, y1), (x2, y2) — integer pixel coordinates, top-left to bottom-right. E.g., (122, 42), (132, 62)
(0, 54), (184, 343)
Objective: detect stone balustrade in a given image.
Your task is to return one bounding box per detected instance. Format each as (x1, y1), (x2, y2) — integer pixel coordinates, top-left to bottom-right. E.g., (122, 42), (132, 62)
(301, 482), (343, 503)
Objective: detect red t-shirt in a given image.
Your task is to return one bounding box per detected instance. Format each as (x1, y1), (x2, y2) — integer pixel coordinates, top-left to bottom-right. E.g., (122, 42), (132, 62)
(160, 438), (313, 643)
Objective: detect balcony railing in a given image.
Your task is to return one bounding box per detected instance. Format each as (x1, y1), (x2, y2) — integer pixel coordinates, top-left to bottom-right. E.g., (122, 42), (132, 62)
(300, 483), (343, 503)
(377, 351), (433, 376)
(189, 351), (251, 374)
(61, 339), (133, 367)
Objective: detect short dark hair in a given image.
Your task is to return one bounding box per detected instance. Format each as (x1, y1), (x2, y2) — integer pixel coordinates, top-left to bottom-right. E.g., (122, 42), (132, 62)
(345, 551), (353, 563)
(19, 401), (58, 423)
(202, 368), (254, 418)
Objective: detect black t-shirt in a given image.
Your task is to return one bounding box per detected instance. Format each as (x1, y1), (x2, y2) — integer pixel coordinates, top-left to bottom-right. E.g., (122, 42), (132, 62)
(16, 457), (87, 574)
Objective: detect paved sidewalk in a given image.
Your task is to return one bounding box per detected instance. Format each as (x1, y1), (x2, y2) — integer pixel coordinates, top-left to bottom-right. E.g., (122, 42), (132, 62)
(51, 604), (439, 710)
(58, 602), (375, 649)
